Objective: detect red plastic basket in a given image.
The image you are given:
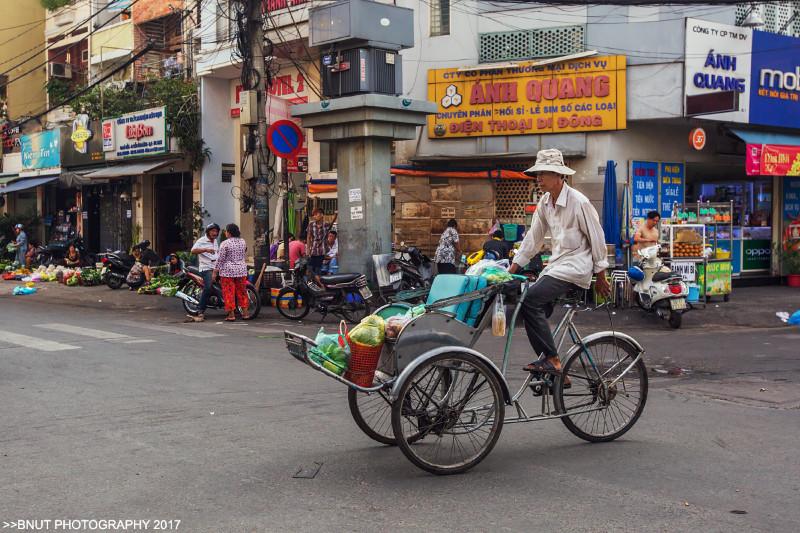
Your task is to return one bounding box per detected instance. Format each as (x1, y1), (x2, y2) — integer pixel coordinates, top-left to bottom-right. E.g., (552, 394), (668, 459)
(345, 337), (384, 388)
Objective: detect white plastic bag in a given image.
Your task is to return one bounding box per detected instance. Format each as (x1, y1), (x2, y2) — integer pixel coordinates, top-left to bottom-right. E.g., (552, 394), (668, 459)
(466, 258), (510, 276)
(492, 294), (506, 337)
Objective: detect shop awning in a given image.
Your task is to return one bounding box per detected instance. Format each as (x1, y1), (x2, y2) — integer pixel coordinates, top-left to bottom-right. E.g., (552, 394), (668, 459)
(0, 174), (21, 187)
(0, 175), (58, 194)
(82, 160), (178, 179)
(730, 129), (800, 147)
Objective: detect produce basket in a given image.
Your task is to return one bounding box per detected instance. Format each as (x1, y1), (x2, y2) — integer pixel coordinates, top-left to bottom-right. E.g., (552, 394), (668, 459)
(345, 339), (384, 388)
(284, 331), (389, 392)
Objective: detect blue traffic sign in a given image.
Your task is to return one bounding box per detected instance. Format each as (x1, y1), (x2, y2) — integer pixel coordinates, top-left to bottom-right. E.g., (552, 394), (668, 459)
(267, 120), (304, 159)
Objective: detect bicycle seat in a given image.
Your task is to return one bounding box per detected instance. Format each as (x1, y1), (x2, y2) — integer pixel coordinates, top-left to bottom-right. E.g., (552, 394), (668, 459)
(320, 273), (360, 285)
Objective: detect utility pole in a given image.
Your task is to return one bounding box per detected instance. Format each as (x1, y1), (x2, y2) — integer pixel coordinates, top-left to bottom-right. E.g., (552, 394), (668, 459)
(248, 0), (270, 270)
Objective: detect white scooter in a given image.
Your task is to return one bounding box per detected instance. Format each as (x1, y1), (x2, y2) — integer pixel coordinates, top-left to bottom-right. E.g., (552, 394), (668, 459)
(628, 245), (689, 329)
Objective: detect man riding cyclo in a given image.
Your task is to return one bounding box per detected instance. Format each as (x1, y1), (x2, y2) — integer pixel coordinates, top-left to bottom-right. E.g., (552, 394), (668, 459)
(507, 149), (612, 376)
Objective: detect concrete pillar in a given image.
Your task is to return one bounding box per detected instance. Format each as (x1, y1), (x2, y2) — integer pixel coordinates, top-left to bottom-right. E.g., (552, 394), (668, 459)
(292, 94), (436, 279)
(336, 137), (393, 274)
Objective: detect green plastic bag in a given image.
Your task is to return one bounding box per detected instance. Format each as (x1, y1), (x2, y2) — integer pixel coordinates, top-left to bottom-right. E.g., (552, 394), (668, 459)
(311, 328), (347, 375)
(348, 315), (385, 347)
(481, 266), (513, 284)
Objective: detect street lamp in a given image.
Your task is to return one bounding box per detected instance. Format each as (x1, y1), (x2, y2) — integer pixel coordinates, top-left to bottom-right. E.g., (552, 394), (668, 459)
(741, 3), (765, 28)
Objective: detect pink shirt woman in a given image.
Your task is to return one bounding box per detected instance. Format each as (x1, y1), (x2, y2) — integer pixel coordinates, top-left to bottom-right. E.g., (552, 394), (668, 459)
(213, 224), (251, 321)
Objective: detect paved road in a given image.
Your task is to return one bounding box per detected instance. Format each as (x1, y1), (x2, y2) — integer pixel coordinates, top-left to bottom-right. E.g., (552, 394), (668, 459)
(1, 297), (799, 532)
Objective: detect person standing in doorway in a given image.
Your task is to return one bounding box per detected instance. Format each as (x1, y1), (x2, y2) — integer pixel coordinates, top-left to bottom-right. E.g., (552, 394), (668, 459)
(213, 223), (250, 321)
(434, 219), (461, 274)
(188, 223), (220, 322)
(306, 208), (326, 275)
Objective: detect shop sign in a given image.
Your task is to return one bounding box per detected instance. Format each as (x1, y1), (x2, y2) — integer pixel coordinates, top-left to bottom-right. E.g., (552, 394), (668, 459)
(659, 163), (685, 219)
(427, 55), (627, 138)
(21, 128), (61, 170)
(60, 118), (104, 167)
(749, 31), (800, 129)
(684, 19), (800, 128)
(760, 144), (800, 176)
(743, 239), (772, 270)
(630, 161), (658, 221)
(684, 18), (751, 123)
(698, 261), (733, 296)
(1, 123), (22, 153)
(783, 178), (800, 221)
(671, 260), (696, 282)
(102, 106), (167, 160)
(689, 127), (706, 150)
(745, 143), (762, 176)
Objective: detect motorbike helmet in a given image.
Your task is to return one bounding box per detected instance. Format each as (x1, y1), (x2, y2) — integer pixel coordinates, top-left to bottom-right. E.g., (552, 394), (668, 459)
(627, 266), (645, 282)
(14, 223), (24, 229)
(205, 223), (220, 235)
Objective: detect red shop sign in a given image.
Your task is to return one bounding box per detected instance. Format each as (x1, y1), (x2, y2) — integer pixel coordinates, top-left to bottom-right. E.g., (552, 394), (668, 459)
(761, 144), (800, 176)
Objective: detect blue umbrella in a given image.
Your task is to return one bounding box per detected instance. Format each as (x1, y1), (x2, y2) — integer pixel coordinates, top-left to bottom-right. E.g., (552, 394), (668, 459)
(602, 160), (620, 248)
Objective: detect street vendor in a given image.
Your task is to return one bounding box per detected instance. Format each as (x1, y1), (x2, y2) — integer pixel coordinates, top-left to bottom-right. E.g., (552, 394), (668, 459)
(12, 224), (27, 266)
(633, 211), (661, 255)
(126, 247), (153, 290)
(64, 244), (82, 268)
(508, 148), (611, 376)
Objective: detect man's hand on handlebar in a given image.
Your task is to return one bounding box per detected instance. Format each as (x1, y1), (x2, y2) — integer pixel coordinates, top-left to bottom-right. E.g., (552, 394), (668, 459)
(508, 262), (520, 275)
(595, 270), (611, 298)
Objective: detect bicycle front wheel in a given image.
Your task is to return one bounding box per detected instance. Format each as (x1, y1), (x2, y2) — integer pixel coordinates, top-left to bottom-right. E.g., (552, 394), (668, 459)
(391, 352), (504, 475)
(554, 337), (648, 443)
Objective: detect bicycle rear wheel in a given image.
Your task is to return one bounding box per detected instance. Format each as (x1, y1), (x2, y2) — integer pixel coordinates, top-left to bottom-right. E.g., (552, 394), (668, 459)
(554, 337), (648, 443)
(391, 353), (504, 475)
(348, 372), (395, 445)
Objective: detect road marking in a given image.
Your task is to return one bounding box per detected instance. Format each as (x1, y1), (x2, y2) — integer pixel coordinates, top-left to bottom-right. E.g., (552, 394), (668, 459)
(0, 331), (80, 352)
(35, 323), (131, 340)
(115, 321), (226, 338)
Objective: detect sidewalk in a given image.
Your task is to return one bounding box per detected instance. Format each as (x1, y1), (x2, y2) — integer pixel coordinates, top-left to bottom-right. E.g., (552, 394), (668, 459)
(1, 279), (798, 329)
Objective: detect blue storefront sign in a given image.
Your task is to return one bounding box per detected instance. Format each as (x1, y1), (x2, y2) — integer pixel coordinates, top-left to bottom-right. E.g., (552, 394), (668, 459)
(659, 162), (685, 219)
(784, 178), (800, 222)
(749, 31), (800, 129)
(631, 161), (659, 219)
(21, 129), (61, 170)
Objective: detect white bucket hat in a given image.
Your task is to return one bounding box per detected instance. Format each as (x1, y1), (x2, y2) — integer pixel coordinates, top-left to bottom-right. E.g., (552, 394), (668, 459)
(524, 148), (575, 176)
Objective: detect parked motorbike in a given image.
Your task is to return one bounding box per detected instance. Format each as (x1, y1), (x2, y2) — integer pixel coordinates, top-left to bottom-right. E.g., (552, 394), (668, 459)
(389, 244), (433, 290)
(99, 240), (162, 290)
(36, 232), (93, 266)
(276, 257), (372, 323)
(175, 266), (261, 320)
(628, 245), (689, 329)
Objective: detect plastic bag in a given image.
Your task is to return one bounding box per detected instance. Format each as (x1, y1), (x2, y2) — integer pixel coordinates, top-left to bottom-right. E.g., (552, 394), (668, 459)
(482, 266), (513, 284)
(348, 315), (385, 347)
(12, 286), (37, 295)
(492, 294), (506, 336)
(385, 315), (411, 339)
(311, 327), (348, 375)
(466, 258), (510, 276)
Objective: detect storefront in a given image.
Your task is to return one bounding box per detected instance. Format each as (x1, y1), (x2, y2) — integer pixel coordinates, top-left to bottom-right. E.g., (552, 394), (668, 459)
(676, 19), (800, 281)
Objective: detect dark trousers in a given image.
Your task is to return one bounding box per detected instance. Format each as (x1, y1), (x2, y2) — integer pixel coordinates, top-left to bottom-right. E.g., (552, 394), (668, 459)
(198, 269), (214, 313)
(437, 262), (457, 274)
(309, 255), (325, 275)
(521, 275), (578, 359)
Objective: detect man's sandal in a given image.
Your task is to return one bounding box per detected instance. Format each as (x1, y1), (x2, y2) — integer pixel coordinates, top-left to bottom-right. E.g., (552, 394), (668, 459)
(523, 359), (571, 388)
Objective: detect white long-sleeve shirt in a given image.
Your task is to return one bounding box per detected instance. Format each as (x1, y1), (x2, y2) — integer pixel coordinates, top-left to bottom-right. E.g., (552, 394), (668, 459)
(513, 184), (609, 289)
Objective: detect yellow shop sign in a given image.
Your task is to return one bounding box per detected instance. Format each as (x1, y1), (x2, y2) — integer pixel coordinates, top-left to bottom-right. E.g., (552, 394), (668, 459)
(427, 55), (627, 138)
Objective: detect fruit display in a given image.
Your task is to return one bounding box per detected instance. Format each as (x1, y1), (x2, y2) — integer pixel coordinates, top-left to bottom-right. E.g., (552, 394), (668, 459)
(672, 242), (704, 257)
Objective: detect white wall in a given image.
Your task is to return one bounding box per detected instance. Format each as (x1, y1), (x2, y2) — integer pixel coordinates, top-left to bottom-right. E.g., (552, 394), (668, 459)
(200, 76), (237, 226)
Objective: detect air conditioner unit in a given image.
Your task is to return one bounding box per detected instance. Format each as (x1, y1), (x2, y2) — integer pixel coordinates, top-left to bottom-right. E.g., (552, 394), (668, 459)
(49, 63), (72, 79)
(321, 47), (402, 98)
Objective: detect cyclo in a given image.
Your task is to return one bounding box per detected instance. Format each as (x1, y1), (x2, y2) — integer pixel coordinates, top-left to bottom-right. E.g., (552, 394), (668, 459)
(284, 273), (648, 475)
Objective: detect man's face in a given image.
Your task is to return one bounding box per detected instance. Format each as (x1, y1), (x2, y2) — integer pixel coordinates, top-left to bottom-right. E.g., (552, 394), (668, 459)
(536, 171), (563, 196)
(14, 227), (20, 235)
(647, 217), (660, 229)
(314, 211), (323, 222)
(327, 234), (336, 246)
(208, 229), (219, 240)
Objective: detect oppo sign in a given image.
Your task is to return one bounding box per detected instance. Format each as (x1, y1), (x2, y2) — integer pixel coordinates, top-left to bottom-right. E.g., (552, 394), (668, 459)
(745, 247), (771, 256)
